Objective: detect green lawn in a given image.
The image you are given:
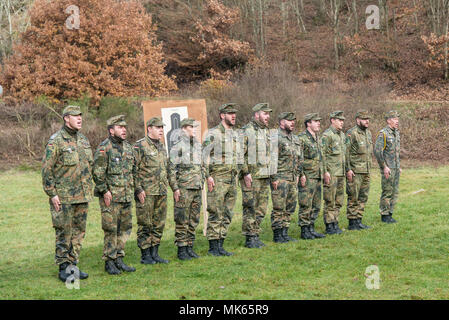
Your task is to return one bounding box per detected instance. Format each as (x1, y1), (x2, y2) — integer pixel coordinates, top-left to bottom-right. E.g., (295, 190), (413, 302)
(0, 166), (448, 299)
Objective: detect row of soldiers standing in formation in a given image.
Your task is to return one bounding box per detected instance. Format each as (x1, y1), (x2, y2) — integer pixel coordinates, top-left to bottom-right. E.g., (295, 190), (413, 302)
(42, 103), (401, 282)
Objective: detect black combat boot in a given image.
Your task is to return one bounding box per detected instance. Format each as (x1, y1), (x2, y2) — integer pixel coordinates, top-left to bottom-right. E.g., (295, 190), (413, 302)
(115, 257), (136, 272)
(300, 226), (315, 240)
(177, 246), (192, 261)
(333, 222), (343, 234)
(282, 227), (297, 242)
(273, 229), (286, 243)
(254, 235), (266, 247)
(348, 219), (361, 230)
(389, 214), (397, 223)
(208, 239), (221, 256)
(140, 247), (156, 265)
(72, 262), (89, 280)
(58, 262), (71, 282)
(187, 245), (200, 258)
(325, 223), (336, 235)
(358, 219), (371, 229)
(105, 260), (121, 275)
(309, 224), (326, 238)
(150, 245), (169, 264)
(218, 239), (234, 256)
(244, 236), (259, 248)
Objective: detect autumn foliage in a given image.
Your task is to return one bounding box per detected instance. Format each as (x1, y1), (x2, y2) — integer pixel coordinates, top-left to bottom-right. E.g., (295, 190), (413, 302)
(0, 0), (177, 104)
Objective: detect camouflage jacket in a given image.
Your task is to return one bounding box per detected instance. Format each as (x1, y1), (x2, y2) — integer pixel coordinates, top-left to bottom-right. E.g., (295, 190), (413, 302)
(298, 129), (324, 179)
(133, 136), (169, 195)
(93, 136), (134, 203)
(321, 126), (346, 177)
(374, 126), (400, 169)
(202, 122), (239, 183)
(42, 126), (94, 204)
(239, 120), (271, 179)
(345, 125), (373, 174)
(270, 128), (303, 182)
(168, 132), (205, 191)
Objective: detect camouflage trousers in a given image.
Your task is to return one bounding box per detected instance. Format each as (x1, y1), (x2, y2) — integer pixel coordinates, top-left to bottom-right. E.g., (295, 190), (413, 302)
(270, 179), (297, 230)
(206, 178), (237, 240)
(136, 194), (167, 249)
(298, 177), (322, 227)
(323, 176), (345, 224)
(241, 177), (270, 236)
(100, 199), (132, 261)
(346, 173), (370, 220)
(380, 168), (401, 216)
(50, 201), (88, 265)
(174, 188), (202, 247)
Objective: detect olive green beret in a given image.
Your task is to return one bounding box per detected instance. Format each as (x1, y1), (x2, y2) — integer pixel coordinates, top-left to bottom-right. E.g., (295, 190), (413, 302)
(278, 112), (296, 121)
(252, 103), (272, 113)
(355, 110), (371, 119)
(107, 114), (127, 127)
(146, 117), (165, 127)
(62, 105), (82, 117)
(385, 110), (400, 120)
(304, 113), (322, 122)
(219, 103), (238, 114)
(180, 118), (199, 127)
(330, 110), (345, 120)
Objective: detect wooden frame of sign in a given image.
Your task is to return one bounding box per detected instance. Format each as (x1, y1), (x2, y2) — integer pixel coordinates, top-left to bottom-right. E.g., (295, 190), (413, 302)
(141, 99), (209, 236)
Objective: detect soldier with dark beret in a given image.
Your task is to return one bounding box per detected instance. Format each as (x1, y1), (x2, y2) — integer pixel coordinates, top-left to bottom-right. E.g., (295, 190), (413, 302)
(42, 105), (93, 282)
(168, 118), (206, 260)
(93, 115), (136, 275)
(133, 117), (171, 264)
(374, 110), (401, 223)
(270, 112), (302, 243)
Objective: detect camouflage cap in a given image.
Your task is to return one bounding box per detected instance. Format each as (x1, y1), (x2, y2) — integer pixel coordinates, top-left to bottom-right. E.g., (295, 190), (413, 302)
(330, 110), (345, 120)
(146, 116), (165, 127)
(219, 103), (238, 114)
(278, 112), (296, 121)
(355, 110), (371, 119)
(385, 110), (400, 120)
(107, 114), (127, 127)
(180, 117), (199, 127)
(304, 113), (322, 122)
(252, 102), (272, 113)
(62, 105), (82, 117)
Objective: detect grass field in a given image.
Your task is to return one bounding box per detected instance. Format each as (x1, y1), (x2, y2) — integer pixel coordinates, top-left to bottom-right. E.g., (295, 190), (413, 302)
(0, 166), (448, 300)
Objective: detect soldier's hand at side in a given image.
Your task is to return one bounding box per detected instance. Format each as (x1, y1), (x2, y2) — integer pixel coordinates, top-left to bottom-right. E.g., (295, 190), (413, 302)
(51, 195), (61, 212)
(383, 166), (391, 179)
(300, 175), (306, 188)
(272, 180), (279, 190)
(296, 176), (299, 185)
(207, 177), (215, 192)
(104, 191), (112, 207)
(174, 189), (180, 203)
(324, 172), (331, 186)
(244, 174), (252, 188)
(346, 170), (355, 183)
(137, 190), (146, 204)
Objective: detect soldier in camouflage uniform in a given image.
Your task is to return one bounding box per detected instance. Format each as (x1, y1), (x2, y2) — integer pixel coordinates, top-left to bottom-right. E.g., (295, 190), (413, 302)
(42, 105), (92, 282)
(270, 112), (302, 243)
(133, 117), (171, 264)
(240, 103), (272, 249)
(168, 118), (206, 260)
(297, 113), (326, 240)
(93, 115), (136, 275)
(345, 110), (373, 230)
(374, 110), (401, 224)
(321, 111), (346, 235)
(202, 103), (239, 256)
